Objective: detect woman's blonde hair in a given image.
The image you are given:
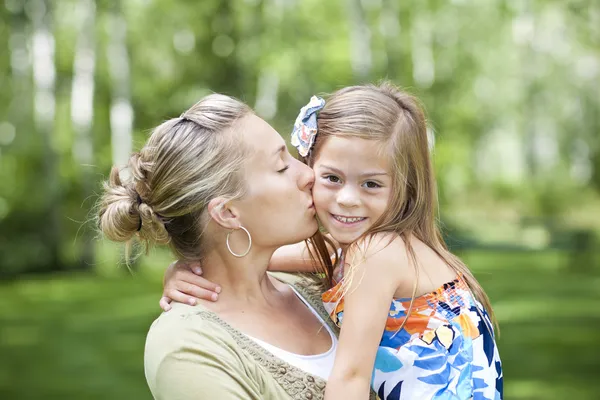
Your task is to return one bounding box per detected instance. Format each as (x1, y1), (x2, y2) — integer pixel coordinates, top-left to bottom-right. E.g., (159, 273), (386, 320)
(307, 82), (498, 330)
(98, 94), (252, 261)
(98, 93), (334, 279)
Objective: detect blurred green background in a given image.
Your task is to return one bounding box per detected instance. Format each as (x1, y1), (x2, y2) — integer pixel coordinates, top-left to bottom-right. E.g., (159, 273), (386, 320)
(1, 0), (599, 399)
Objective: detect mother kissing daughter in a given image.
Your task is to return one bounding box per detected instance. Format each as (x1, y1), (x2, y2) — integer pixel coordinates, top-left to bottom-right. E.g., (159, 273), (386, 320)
(100, 82), (502, 400)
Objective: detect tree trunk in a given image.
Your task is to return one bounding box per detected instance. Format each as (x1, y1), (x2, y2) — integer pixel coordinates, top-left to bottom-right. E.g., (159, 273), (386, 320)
(346, 0), (372, 80)
(71, 0), (96, 269)
(380, 0), (401, 78)
(254, 0), (282, 120)
(106, 2), (133, 169)
(31, 0), (61, 270)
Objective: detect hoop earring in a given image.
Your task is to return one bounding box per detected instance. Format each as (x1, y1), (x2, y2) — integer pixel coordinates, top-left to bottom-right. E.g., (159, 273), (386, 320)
(226, 226), (252, 258)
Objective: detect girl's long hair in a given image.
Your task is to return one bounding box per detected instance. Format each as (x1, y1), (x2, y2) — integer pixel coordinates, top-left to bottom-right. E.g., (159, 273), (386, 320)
(305, 82), (498, 331)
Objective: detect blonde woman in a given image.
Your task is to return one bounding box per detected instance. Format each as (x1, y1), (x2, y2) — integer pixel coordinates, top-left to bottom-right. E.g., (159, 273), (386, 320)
(97, 94), (366, 400)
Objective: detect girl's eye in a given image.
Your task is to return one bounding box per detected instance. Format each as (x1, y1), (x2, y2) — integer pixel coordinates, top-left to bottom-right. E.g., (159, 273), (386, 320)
(325, 175), (341, 183)
(278, 165), (290, 173)
(364, 181), (381, 189)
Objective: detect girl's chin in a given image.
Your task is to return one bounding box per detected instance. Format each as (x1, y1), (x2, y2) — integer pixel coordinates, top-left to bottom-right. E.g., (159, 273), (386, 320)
(323, 227), (364, 247)
(333, 233), (362, 245)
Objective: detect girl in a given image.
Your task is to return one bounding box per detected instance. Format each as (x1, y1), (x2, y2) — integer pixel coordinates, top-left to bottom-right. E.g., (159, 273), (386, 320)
(161, 82), (503, 400)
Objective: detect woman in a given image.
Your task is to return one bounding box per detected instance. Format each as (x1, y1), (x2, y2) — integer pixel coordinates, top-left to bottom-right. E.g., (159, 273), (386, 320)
(98, 94), (355, 399)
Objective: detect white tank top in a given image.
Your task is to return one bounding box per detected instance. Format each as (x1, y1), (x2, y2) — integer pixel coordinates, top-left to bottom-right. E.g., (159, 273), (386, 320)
(246, 285), (337, 380)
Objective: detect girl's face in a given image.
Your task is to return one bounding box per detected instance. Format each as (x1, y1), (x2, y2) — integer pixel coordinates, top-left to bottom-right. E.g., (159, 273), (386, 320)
(312, 136), (393, 247)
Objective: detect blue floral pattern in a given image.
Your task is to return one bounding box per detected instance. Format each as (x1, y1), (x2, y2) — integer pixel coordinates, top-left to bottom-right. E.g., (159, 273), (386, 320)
(323, 276), (503, 400)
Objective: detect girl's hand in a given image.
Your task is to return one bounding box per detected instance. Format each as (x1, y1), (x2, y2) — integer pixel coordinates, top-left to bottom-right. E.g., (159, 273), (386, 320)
(159, 260), (222, 311)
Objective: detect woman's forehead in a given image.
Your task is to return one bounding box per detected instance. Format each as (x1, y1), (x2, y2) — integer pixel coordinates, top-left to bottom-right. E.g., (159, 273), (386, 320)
(238, 114), (285, 159)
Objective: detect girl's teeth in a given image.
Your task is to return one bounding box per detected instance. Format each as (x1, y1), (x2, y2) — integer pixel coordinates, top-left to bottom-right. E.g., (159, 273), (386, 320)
(334, 215), (365, 223)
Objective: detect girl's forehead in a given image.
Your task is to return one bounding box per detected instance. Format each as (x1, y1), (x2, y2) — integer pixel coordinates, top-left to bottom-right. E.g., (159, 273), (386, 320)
(314, 136), (391, 174)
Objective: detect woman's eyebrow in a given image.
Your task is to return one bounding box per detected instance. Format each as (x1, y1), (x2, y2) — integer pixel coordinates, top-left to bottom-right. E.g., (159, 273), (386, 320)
(272, 145), (286, 156)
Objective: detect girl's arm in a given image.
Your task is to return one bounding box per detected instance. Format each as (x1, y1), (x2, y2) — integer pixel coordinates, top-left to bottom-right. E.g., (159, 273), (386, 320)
(269, 237), (337, 272)
(160, 237), (338, 311)
(325, 235), (404, 400)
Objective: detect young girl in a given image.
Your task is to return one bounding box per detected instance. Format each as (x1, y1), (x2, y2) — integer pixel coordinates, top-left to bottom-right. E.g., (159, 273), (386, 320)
(161, 82), (503, 400)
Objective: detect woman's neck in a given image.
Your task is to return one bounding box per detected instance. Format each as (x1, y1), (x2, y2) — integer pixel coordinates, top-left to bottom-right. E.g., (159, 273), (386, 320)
(200, 247), (280, 307)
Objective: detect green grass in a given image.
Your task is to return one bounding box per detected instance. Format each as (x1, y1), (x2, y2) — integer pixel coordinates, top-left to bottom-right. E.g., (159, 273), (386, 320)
(461, 251), (600, 399)
(0, 272), (161, 400)
(0, 251), (598, 399)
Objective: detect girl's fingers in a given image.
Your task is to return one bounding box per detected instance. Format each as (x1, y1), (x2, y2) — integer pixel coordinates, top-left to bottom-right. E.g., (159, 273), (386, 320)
(174, 260), (202, 275)
(163, 288), (200, 306)
(181, 274), (221, 295)
(191, 265), (202, 275)
(176, 282), (218, 302)
(159, 296), (172, 312)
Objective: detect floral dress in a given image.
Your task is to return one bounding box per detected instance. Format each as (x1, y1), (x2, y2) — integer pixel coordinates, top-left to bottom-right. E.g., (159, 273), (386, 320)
(322, 269), (503, 400)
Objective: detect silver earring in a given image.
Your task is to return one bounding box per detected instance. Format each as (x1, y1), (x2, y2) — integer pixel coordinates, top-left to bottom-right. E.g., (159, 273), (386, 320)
(226, 226), (252, 258)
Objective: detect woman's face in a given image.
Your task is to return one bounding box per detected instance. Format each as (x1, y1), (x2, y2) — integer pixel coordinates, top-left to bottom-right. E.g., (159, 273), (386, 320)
(233, 114), (317, 248)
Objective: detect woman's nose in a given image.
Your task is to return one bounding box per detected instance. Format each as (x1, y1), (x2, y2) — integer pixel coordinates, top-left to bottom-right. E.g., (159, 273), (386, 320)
(297, 160), (315, 190)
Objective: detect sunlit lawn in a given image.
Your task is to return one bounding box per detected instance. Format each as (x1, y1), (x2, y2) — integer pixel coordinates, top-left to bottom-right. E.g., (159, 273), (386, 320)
(461, 251), (600, 400)
(0, 251), (598, 400)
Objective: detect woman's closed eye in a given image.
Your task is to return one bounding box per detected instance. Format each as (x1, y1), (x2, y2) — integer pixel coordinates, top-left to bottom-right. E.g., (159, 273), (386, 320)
(277, 165), (290, 173)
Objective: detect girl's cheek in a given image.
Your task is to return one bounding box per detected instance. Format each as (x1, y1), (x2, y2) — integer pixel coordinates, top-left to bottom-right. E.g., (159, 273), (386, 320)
(311, 186), (328, 210)
(312, 182), (325, 198)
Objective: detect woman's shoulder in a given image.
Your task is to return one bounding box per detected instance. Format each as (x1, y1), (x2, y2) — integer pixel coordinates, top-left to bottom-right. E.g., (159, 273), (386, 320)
(147, 301), (226, 334)
(144, 303), (253, 398)
(145, 302), (238, 362)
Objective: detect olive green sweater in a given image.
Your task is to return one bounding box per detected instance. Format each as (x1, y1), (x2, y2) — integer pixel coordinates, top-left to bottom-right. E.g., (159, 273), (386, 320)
(145, 273), (347, 400)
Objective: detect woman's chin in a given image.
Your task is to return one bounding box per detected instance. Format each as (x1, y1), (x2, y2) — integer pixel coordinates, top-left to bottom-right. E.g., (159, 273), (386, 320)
(306, 221), (320, 237)
(291, 221), (320, 243)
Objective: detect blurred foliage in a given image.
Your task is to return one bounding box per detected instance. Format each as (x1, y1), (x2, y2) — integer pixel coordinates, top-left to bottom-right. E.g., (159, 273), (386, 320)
(0, 0), (599, 398)
(0, 0), (599, 275)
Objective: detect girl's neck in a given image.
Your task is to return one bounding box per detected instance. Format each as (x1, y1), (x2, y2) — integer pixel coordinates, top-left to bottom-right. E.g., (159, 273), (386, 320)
(334, 234), (352, 253)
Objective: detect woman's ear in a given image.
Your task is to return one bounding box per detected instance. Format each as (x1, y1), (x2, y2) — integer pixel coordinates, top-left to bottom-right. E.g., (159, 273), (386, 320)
(207, 197), (240, 230)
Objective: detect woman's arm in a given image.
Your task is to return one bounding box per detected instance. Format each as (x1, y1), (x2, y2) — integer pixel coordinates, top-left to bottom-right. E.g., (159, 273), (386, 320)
(324, 235), (404, 400)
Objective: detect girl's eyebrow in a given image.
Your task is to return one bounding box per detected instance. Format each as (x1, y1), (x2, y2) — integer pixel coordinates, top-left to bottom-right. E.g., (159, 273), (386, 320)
(360, 172), (388, 178)
(319, 165), (344, 175)
(320, 164), (388, 178)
